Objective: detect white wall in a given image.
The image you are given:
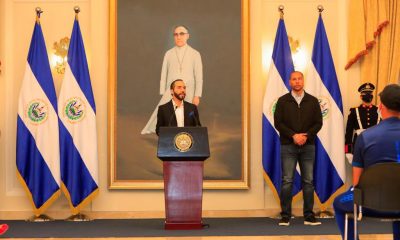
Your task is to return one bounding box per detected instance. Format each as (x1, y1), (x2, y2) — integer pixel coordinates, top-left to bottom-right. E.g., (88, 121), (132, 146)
(0, 0), (361, 219)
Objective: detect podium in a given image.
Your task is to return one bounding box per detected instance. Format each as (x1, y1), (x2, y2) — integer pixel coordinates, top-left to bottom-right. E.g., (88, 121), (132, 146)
(157, 127), (210, 230)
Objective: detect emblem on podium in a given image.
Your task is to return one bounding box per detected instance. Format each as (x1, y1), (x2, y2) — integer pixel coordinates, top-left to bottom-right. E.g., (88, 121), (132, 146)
(174, 132), (193, 152)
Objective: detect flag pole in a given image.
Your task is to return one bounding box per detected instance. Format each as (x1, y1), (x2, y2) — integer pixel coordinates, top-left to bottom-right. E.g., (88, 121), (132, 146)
(26, 9), (57, 223)
(63, 6), (92, 222)
(313, 4), (335, 219)
(268, 4), (301, 220)
(27, 7), (56, 223)
(273, 5), (285, 220)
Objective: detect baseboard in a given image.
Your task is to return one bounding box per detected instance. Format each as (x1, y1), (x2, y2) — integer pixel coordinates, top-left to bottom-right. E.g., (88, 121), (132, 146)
(0, 208), (333, 220)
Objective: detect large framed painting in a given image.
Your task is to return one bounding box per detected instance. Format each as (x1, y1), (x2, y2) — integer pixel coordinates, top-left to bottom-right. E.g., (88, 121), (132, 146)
(108, 0), (249, 189)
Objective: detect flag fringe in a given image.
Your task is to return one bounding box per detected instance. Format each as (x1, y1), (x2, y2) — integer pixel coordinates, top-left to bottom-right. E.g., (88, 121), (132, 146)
(263, 172), (303, 206)
(262, 172), (280, 205)
(16, 170), (60, 216)
(315, 184), (347, 211)
(61, 182), (99, 215)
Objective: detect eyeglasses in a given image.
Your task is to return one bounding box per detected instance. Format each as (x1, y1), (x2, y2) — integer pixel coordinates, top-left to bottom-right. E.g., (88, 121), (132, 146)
(173, 32), (188, 37)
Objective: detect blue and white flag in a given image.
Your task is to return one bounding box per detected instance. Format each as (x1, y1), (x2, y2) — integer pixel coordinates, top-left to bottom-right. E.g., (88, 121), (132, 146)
(306, 14), (345, 207)
(59, 17), (98, 214)
(262, 18), (302, 202)
(17, 18), (60, 215)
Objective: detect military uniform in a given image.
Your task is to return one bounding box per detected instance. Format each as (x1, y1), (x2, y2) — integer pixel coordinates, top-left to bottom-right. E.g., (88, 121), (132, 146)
(344, 83), (380, 153)
(344, 105), (379, 153)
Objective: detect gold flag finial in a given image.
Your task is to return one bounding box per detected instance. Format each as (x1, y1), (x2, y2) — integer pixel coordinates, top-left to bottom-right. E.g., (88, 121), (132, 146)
(74, 6), (80, 20)
(278, 5), (284, 19)
(317, 5), (324, 14)
(35, 7), (43, 23)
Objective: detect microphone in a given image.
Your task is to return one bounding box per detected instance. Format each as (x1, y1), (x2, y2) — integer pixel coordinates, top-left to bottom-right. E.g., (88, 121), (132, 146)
(189, 111), (200, 127)
(168, 106), (178, 127)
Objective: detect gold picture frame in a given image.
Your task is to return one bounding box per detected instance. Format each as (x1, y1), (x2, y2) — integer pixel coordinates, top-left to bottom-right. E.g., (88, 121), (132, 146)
(108, 0), (249, 189)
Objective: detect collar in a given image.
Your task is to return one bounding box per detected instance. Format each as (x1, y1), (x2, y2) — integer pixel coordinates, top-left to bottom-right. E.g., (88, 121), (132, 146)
(175, 44), (188, 51)
(172, 99), (184, 108)
(291, 90), (304, 98)
(361, 104), (373, 109)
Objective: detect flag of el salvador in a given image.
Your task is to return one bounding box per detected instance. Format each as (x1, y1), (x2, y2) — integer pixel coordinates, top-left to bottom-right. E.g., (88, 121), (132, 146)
(306, 14), (345, 208)
(58, 17), (99, 214)
(17, 19), (61, 216)
(262, 18), (302, 203)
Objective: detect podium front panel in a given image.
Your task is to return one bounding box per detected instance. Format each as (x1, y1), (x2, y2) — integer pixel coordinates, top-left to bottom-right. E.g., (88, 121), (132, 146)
(163, 161), (203, 225)
(157, 127), (210, 161)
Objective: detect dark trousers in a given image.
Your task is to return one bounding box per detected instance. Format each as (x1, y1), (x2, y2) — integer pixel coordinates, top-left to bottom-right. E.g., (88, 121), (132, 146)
(280, 144), (315, 218)
(333, 188), (400, 240)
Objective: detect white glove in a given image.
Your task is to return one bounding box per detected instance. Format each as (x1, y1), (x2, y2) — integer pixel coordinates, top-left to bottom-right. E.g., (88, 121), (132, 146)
(345, 153), (353, 164)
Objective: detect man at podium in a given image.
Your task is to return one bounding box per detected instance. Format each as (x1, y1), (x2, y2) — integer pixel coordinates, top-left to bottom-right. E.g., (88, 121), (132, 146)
(156, 79), (201, 135)
(156, 79), (208, 230)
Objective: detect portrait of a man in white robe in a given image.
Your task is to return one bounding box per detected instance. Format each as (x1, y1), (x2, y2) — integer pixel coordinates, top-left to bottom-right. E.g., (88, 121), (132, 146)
(141, 25), (203, 135)
(110, 0), (248, 189)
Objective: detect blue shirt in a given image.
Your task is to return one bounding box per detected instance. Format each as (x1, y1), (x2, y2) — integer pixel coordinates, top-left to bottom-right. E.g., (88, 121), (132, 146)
(353, 117), (400, 169)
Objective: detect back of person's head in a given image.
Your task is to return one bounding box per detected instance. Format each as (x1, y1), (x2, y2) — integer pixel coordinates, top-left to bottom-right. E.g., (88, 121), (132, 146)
(379, 84), (400, 112)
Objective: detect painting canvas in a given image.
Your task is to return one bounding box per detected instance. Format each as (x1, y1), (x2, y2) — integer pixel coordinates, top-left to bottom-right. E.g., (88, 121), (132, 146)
(109, 0), (249, 189)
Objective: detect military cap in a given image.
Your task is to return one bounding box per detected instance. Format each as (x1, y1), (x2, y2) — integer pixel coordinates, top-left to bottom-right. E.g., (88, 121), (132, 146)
(358, 82), (375, 93)
(379, 84), (400, 112)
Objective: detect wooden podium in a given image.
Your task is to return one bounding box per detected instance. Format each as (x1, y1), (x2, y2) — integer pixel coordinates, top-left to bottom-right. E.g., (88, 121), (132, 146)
(157, 127), (210, 230)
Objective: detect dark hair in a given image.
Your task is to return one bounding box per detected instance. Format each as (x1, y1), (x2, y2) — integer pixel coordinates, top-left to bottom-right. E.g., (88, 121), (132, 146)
(379, 84), (400, 112)
(170, 79), (184, 89)
(173, 25), (190, 33)
(290, 71), (304, 78)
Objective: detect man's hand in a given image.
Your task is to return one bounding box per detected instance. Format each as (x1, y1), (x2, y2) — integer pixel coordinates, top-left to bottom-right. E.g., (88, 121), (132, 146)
(292, 133), (307, 146)
(192, 96), (200, 106)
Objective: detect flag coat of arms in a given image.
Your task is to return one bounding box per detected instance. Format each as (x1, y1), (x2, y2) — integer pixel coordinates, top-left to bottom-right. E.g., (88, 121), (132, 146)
(262, 17), (302, 202)
(16, 17), (61, 215)
(59, 17), (99, 214)
(306, 14), (345, 208)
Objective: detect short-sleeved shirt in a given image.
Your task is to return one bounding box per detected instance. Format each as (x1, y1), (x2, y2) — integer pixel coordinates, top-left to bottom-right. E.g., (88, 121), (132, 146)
(352, 117), (400, 169)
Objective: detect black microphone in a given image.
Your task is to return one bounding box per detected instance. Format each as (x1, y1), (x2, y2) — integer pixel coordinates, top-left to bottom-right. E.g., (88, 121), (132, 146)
(168, 106), (178, 127)
(189, 111), (200, 127)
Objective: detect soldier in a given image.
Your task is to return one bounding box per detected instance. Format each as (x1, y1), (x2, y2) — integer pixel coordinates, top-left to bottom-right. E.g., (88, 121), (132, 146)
(344, 83), (380, 162)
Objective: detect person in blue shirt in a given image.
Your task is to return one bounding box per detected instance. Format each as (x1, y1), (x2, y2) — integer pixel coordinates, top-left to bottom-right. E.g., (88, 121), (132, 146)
(334, 84), (400, 240)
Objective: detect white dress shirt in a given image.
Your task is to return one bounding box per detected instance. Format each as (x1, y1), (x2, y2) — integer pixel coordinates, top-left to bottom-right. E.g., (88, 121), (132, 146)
(291, 90), (305, 106)
(172, 100), (184, 127)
